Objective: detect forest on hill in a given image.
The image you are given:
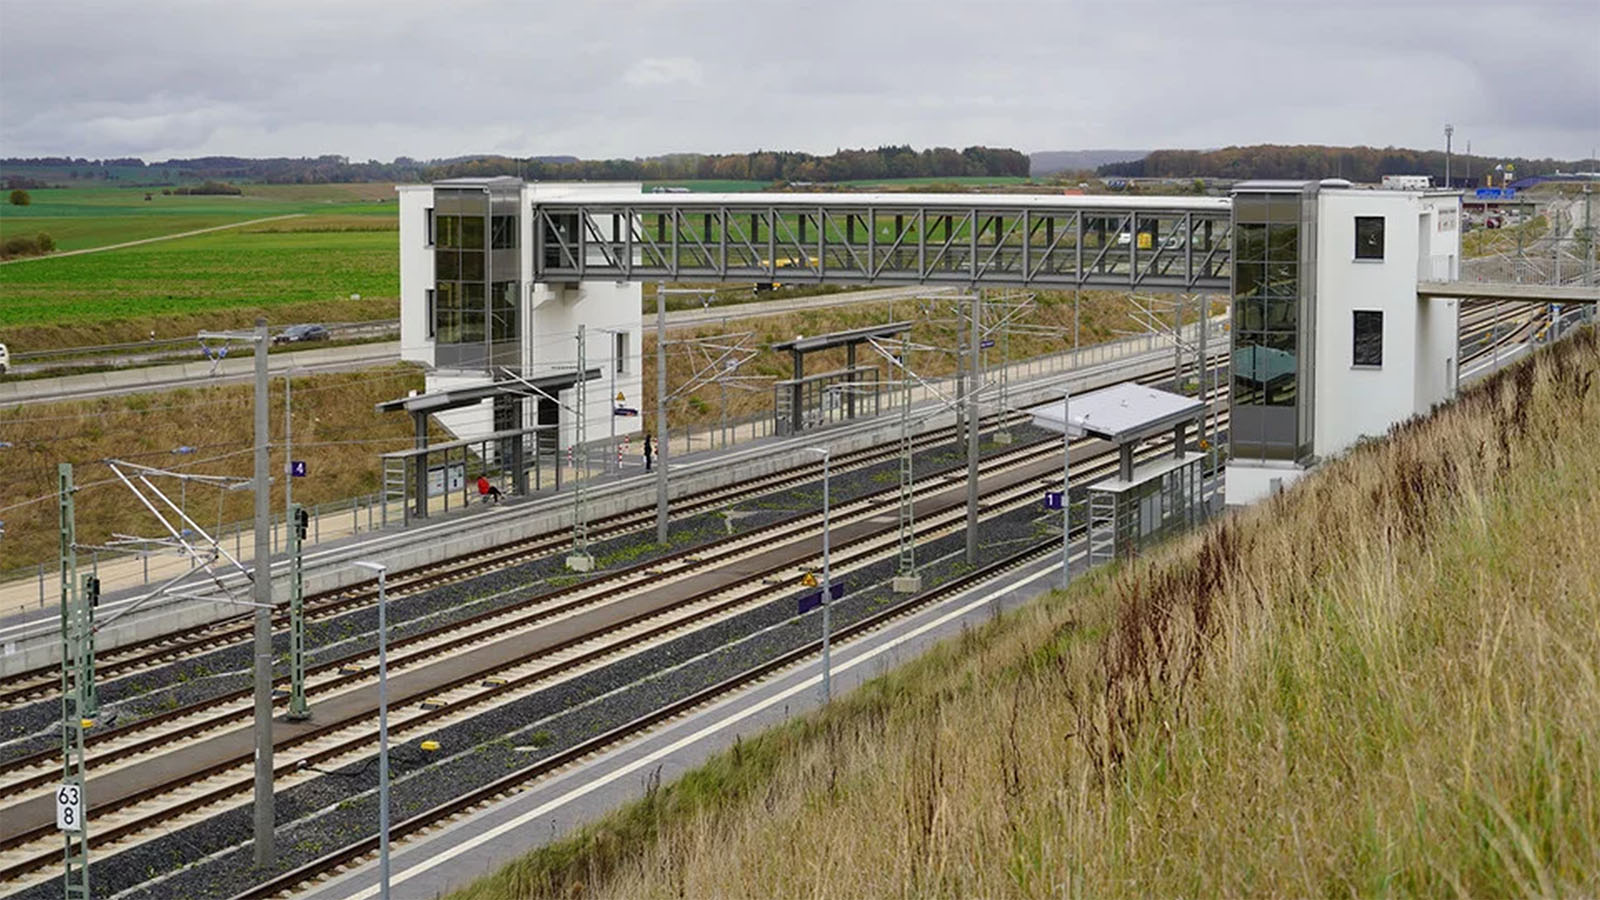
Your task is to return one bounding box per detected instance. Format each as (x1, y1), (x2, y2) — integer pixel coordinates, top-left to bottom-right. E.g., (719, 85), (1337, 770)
(1099, 143), (1597, 185)
(1, 145), (1030, 188)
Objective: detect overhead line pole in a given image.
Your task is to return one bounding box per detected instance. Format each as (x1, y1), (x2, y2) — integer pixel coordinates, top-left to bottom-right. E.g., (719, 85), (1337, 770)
(251, 317), (274, 866)
(568, 324), (594, 571)
(285, 367), (309, 720)
(59, 462), (90, 900)
(965, 288), (982, 565)
(655, 282), (669, 545)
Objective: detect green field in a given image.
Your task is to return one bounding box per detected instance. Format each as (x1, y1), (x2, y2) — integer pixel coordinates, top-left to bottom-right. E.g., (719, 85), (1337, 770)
(641, 180), (771, 193)
(0, 185), (395, 250)
(0, 186), (400, 347)
(0, 228), (396, 326)
(833, 175), (1036, 188)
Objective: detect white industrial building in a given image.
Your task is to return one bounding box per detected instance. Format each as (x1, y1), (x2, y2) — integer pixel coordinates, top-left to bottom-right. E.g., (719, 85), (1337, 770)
(395, 177), (644, 453)
(1224, 180), (1462, 504)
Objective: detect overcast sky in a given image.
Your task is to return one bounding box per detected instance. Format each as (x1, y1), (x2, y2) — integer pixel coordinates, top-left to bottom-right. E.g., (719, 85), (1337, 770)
(2, 0), (1596, 163)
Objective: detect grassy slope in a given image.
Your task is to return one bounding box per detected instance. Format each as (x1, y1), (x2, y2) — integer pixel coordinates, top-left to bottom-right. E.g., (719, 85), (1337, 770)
(450, 329), (1600, 899)
(649, 289), (1150, 431)
(0, 291), (1148, 572)
(0, 366), (429, 574)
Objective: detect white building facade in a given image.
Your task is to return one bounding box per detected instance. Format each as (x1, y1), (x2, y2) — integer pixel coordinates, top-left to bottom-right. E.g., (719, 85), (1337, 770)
(396, 178), (645, 454)
(1225, 180), (1462, 505)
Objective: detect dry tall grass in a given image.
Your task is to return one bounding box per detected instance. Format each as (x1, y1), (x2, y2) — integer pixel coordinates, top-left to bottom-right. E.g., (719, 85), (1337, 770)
(0, 366), (432, 572)
(646, 289), (1179, 430)
(451, 328), (1600, 899)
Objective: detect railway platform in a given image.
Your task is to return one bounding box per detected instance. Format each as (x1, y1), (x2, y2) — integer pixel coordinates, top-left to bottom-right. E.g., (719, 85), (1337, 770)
(1, 321), (1219, 675)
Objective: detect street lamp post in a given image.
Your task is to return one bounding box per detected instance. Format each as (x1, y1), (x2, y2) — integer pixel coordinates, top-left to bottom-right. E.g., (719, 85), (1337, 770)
(805, 447), (832, 701)
(351, 561), (390, 900)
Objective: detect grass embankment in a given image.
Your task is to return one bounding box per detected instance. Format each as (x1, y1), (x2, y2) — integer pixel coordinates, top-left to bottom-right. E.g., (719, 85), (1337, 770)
(1462, 213), (1550, 259)
(0, 366), (431, 573)
(646, 290), (1184, 431)
(451, 328), (1600, 899)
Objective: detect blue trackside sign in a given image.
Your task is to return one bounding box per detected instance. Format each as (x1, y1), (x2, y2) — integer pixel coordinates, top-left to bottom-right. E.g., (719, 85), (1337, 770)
(290, 461), (308, 477)
(1043, 490), (1063, 509)
(798, 581), (845, 614)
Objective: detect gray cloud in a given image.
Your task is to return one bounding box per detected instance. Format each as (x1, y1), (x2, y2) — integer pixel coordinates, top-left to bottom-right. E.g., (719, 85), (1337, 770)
(1, 0), (1595, 162)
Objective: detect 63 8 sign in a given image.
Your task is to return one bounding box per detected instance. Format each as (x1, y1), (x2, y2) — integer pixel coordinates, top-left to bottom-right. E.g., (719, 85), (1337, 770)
(57, 781), (86, 832)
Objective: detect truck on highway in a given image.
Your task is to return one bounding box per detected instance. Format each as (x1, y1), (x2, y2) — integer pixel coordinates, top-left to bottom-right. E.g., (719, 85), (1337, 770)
(0, 342), (9, 375)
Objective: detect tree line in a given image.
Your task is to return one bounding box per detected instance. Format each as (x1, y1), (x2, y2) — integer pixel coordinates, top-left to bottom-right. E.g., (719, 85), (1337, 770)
(424, 145), (1030, 183)
(2, 145), (1029, 187)
(1099, 144), (1597, 186)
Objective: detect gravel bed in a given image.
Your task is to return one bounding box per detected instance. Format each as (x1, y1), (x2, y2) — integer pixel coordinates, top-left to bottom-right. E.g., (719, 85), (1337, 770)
(41, 491), (1056, 900)
(0, 425), (1043, 759)
(0, 510), (741, 762)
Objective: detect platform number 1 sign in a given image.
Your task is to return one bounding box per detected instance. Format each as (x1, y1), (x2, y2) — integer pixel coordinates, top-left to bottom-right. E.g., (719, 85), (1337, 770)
(57, 782), (85, 832)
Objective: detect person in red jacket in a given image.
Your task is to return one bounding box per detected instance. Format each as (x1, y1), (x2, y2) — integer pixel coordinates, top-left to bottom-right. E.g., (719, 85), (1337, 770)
(477, 475), (503, 504)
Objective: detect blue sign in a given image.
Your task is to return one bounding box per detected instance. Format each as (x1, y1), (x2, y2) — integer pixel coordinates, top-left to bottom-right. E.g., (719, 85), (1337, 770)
(798, 581), (845, 614)
(290, 460), (308, 477)
(1043, 490), (1064, 510)
(980, 339), (995, 349)
(613, 407), (639, 417)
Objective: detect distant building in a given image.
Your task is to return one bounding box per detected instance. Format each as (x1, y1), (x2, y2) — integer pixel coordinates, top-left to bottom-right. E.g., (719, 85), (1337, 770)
(396, 177), (644, 450)
(1225, 180), (1462, 505)
(1381, 174), (1433, 190)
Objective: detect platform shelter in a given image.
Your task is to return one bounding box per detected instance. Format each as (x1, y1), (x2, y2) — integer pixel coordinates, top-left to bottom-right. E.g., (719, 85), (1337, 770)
(1030, 382), (1207, 564)
(770, 321), (910, 435)
(377, 369), (598, 522)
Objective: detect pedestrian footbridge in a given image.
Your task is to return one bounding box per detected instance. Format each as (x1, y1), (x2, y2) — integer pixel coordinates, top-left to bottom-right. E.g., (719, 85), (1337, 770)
(531, 192), (1234, 293)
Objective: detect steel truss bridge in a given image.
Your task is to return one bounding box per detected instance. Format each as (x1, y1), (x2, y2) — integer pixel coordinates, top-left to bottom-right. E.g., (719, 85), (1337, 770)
(531, 193), (1234, 292)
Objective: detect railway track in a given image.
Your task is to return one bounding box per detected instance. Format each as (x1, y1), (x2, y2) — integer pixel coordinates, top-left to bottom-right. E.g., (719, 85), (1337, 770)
(235, 532), (1075, 900)
(0, 307), (1538, 895)
(0, 406), (1036, 708)
(6, 302), (1518, 710)
(0, 388), (1230, 892)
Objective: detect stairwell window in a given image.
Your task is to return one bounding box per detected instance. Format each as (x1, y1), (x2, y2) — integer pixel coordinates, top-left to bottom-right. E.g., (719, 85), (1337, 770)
(1355, 216), (1385, 260)
(1353, 310), (1383, 366)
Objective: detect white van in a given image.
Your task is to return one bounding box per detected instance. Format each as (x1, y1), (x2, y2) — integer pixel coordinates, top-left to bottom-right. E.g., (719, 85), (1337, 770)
(0, 343), (9, 375)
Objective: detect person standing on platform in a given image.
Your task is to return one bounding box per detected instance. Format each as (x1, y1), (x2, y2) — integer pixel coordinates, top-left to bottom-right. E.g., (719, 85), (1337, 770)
(643, 434), (654, 472)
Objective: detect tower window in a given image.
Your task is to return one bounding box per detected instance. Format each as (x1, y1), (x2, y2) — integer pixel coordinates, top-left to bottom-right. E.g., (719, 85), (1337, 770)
(1355, 216), (1385, 260)
(1353, 310), (1383, 366)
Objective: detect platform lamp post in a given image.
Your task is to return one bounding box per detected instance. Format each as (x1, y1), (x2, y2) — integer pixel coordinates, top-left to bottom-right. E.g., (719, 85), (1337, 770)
(803, 447), (832, 701)
(1057, 388), (1073, 592)
(350, 560), (391, 900)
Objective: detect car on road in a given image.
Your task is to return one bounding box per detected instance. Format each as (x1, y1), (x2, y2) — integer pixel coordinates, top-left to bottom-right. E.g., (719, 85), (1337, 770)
(273, 324), (330, 345)
(0, 342), (9, 375)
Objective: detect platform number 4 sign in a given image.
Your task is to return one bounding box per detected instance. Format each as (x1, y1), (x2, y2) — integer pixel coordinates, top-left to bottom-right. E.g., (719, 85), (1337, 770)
(57, 781), (85, 832)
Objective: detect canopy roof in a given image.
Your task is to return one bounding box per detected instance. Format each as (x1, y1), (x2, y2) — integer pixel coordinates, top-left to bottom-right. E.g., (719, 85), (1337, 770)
(1028, 381), (1205, 444)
